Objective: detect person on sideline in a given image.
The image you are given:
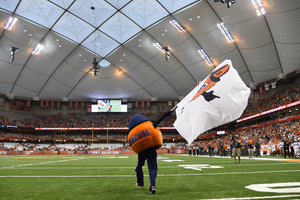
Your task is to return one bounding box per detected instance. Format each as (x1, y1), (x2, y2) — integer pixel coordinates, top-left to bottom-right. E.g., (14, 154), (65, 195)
(232, 134), (242, 164)
(248, 140), (254, 159)
(284, 138), (291, 158)
(255, 139), (261, 157)
(279, 139), (284, 157)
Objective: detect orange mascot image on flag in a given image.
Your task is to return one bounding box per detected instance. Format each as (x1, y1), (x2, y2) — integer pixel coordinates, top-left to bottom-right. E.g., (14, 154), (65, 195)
(174, 59), (251, 145)
(128, 114), (163, 153)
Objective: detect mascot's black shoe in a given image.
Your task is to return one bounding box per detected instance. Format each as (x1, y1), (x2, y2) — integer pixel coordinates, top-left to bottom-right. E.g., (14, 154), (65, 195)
(135, 183), (144, 188)
(150, 186), (156, 194)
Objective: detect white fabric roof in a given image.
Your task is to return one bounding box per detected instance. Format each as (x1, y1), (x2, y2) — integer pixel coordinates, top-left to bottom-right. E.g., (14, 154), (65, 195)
(0, 0), (299, 101)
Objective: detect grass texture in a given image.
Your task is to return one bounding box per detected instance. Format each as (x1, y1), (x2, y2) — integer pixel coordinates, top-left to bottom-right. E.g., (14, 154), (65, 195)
(0, 154), (299, 200)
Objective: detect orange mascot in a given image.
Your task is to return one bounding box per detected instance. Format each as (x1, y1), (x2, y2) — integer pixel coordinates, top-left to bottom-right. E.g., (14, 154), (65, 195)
(128, 111), (173, 194)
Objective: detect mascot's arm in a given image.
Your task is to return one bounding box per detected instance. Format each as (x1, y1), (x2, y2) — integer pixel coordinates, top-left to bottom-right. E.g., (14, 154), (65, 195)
(152, 110), (173, 128)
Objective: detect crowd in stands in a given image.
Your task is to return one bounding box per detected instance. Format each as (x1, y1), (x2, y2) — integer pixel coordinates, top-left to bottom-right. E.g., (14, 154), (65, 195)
(1, 87), (300, 129)
(0, 112), (176, 128)
(241, 87), (300, 118)
(187, 118), (300, 158)
(0, 117), (299, 158)
(1, 87), (300, 157)
(0, 87), (300, 129)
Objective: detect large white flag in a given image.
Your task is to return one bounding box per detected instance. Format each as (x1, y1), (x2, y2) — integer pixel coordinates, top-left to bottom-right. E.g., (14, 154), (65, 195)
(174, 59), (250, 145)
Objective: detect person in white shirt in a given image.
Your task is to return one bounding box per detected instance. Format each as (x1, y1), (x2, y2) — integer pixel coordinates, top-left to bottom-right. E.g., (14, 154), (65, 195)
(279, 140), (284, 157)
(292, 139), (299, 159)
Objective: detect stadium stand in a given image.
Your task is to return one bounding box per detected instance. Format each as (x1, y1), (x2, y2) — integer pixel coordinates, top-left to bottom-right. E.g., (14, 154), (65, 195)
(1, 84), (300, 157)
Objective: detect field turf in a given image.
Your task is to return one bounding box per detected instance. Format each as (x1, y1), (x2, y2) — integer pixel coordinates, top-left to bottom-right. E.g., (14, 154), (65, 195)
(0, 154), (299, 200)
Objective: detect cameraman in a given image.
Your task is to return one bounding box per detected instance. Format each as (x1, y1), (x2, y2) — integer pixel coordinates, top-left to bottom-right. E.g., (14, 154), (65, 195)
(232, 134), (242, 164)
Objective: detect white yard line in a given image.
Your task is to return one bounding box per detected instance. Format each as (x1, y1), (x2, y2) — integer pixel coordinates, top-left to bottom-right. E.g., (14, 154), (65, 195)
(1, 162), (297, 169)
(2, 156), (97, 168)
(0, 169), (299, 178)
(1, 166), (178, 169)
(202, 194), (300, 200)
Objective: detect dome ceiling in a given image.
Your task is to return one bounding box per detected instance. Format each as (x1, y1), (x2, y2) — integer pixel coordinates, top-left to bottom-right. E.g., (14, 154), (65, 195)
(0, 0), (299, 101)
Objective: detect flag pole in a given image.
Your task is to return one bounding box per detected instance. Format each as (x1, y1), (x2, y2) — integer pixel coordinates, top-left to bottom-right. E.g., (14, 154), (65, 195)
(106, 123), (109, 147)
(92, 123), (94, 149)
(170, 105), (178, 112)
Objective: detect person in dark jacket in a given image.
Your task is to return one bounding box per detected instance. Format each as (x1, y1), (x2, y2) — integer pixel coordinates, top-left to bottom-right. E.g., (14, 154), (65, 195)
(248, 141), (254, 159)
(283, 138), (291, 158)
(232, 134), (242, 164)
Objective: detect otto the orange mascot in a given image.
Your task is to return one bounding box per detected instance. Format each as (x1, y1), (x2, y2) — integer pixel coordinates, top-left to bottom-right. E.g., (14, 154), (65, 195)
(128, 110), (173, 194)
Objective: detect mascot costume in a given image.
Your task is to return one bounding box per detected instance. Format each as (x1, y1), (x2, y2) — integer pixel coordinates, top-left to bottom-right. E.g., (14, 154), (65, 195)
(128, 110), (173, 194)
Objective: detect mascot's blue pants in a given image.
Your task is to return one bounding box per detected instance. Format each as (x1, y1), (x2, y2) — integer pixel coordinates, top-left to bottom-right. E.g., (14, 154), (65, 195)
(135, 146), (157, 187)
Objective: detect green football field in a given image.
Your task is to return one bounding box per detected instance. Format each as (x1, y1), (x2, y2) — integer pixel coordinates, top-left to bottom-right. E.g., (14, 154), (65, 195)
(0, 154), (299, 200)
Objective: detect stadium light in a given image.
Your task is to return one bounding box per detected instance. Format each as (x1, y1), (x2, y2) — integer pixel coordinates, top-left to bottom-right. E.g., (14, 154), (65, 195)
(163, 47), (171, 62)
(217, 22), (234, 43)
(214, 0), (237, 8)
(153, 42), (165, 53)
(4, 17), (17, 30)
(92, 57), (100, 76)
(9, 47), (18, 62)
(32, 44), (44, 55)
(198, 49), (213, 66)
(252, 0), (265, 16)
(170, 19), (186, 33)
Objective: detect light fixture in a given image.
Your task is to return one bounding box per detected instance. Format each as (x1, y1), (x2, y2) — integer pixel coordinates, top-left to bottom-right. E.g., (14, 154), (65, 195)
(214, 0), (236, 8)
(170, 19), (186, 33)
(92, 57), (100, 76)
(9, 47), (18, 62)
(163, 47), (171, 62)
(154, 43), (172, 62)
(32, 43), (44, 55)
(217, 22), (234, 43)
(153, 42), (165, 53)
(198, 49), (213, 66)
(4, 17), (17, 30)
(118, 69), (123, 74)
(252, 0), (265, 16)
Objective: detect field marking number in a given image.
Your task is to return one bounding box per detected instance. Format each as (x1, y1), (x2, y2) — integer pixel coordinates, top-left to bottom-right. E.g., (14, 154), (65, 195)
(178, 164), (223, 171)
(246, 182), (300, 193)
